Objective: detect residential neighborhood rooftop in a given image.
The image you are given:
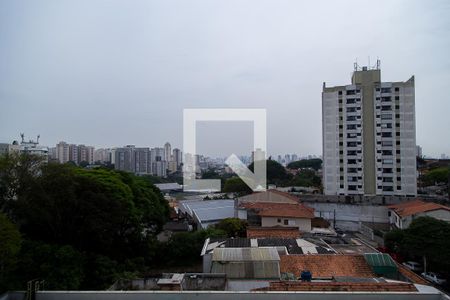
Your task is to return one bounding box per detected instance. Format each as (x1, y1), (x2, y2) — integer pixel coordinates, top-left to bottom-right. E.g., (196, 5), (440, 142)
(388, 199), (450, 217)
(239, 202), (315, 219)
(280, 254), (376, 278)
(246, 226), (301, 239)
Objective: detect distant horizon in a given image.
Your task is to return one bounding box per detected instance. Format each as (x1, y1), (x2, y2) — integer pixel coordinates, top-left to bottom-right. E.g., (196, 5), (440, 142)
(2, 133), (448, 160)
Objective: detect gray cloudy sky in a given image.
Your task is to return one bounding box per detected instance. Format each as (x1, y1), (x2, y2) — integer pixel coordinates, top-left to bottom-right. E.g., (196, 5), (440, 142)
(1, 0), (449, 158)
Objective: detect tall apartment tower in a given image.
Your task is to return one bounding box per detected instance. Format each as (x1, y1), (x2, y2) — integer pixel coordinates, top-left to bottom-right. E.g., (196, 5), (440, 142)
(322, 64), (416, 196)
(56, 141), (70, 164)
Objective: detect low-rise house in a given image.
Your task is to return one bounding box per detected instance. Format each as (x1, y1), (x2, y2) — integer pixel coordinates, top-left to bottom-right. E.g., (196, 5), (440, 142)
(238, 202), (315, 232)
(236, 190), (315, 232)
(387, 200), (450, 229)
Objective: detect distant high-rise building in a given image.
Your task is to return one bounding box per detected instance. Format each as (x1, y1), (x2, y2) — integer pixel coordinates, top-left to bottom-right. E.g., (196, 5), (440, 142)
(134, 147), (149, 174)
(172, 148), (182, 168)
(291, 154), (298, 162)
(322, 63), (416, 196)
(251, 148), (265, 163)
(416, 145), (422, 158)
(284, 154), (291, 165)
(69, 144), (78, 163)
(115, 145), (135, 172)
(56, 141), (70, 164)
(150, 147), (167, 177)
(164, 142), (172, 162)
(77, 145), (94, 164)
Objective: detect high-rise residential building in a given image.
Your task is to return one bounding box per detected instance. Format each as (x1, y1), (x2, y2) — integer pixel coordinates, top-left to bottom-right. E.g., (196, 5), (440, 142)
(115, 145), (135, 172)
(134, 147), (149, 174)
(291, 154), (298, 162)
(77, 145), (94, 164)
(150, 147), (167, 177)
(172, 148), (182, 168)
(69, 144), (78, 163)
(164, 142), (172, 162)
(322, 63), (416, 196)
(94, 148), (108, 163)
(56, 141), (70, 163)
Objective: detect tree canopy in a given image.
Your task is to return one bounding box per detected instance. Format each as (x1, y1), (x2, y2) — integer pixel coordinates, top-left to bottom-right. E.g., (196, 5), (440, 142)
(384, 216), (450, 273)
(0, 154), (170, 291)
(421, 167), (449, 186)
(287, 158), (322, 171)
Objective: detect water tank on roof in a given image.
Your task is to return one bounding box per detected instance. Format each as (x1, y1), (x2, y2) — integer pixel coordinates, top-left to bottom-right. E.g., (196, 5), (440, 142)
(300, 270), (312, 282)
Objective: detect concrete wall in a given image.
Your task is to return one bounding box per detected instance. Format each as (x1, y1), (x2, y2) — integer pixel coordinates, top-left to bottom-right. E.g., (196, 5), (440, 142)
(306, 202), (389, 231)
(261, 217), (311, 232)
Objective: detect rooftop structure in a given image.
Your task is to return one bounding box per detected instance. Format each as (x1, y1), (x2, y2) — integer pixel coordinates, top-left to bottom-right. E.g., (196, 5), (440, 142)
(210, 247), (281, 279)
(388, 199), (450, 229)
(178, 199), (235, 229)
(280, 254), (375, 279)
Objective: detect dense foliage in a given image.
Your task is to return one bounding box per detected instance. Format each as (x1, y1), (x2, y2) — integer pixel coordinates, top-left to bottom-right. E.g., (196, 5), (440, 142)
(421, 167), (449, 186)
(384, 216), (450, 273)
(287, 158), (322, 171)
(223, 177), (253, 195)
(0, 153), (171, 291)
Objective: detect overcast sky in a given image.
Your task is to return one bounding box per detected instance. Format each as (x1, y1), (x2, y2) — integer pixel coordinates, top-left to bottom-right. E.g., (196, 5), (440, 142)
(1, 0), (449, 158)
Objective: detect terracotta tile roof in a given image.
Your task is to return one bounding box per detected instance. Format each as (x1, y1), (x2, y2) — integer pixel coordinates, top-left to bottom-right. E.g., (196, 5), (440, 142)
(240, 202), (315, 219)
(246, 226), (301, 239)
(396, 263), (429, 285)
(253, 281), (417, 292)
(280, 254), (375, 278)
(267, 189), (301, 202)
(238, 189), (299, 204)
(388, 200), (450, 217)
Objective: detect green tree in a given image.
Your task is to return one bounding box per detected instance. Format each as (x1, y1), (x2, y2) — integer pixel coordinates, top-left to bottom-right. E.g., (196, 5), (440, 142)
(384, 217), (450, 273)
(289, 169), (322, 188)
(422, 167), (449, 186)
(13, 240), (84, 290)
(287, 158), (323, 171)
(248, 159), (290, 186)
(214, 218), (248, 237)
(223, 177), (252, 195)
(0, 213), (22, 291)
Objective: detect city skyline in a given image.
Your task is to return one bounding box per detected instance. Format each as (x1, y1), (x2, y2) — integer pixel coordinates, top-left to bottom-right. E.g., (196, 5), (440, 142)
(1, 1), (450, 157)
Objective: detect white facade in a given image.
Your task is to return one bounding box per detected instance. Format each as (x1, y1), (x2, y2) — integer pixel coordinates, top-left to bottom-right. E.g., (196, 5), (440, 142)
(322, 67), (416, 196)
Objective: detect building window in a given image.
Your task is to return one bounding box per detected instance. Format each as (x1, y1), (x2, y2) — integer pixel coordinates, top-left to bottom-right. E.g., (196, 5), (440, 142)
(338, 91), (342, 95)
(395, 87), (400, 92)
(284, 219), (289, 225)
(381, 87), (392, 93)
(395, 96), (400, 100)
(277, 218), (281, 223)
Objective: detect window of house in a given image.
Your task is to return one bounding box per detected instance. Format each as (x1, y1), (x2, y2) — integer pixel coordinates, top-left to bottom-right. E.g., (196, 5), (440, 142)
(284, 219), (289, 225)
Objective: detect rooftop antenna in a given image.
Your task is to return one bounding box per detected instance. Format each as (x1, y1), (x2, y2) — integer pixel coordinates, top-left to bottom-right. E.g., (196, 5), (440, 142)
(20, 133), (24, 143)
(37, 134), (40, 143)
(376, 58), (381, 70)
(368, 56), (371, 69)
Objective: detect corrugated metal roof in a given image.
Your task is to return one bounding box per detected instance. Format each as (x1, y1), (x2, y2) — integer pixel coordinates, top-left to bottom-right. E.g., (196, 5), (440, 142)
(212, 247), (280, 262)
(211, 248), (281, 279)
(364, 253), (397, 267)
